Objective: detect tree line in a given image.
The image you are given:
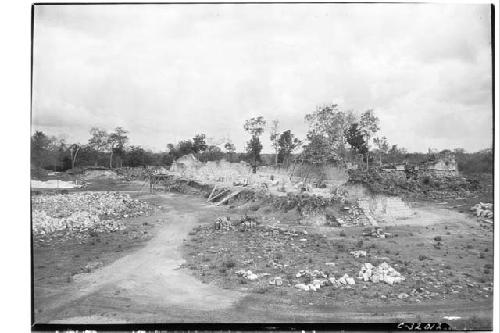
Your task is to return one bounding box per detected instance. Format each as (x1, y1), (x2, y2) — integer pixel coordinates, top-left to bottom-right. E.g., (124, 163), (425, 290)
(31, 104), (492, 175)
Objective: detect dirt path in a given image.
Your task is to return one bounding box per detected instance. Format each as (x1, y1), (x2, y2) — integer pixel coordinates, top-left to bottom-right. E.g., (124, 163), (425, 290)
(37, 193), (242, 323)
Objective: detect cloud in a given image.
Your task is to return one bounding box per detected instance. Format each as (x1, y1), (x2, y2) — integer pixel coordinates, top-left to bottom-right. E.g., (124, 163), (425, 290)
(32, 4), (492, 153)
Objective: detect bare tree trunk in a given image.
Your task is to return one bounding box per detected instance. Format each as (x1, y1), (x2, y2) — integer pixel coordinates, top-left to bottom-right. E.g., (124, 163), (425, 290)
(109, 151), (113, 169)
(71, 147), (80, 169)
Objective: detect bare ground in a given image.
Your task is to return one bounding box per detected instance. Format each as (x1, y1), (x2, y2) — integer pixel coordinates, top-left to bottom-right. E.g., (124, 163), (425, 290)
(33, 183), (493, 328)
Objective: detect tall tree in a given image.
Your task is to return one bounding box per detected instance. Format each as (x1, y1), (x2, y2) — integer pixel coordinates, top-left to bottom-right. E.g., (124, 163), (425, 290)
(301, 131), (337, 165)
(246, 136), (263, 169)
(192, 134), (208, 154)
(177, 140), (194, 157)
(305, 104), (356, 161)
(359, 109), (380, 148)
(224, 141), (236, 161)
(244, 116), (266, 137)
(68, 143), (82, 169)
(345, 123), (368, 156)
(108, 127), (129, 168)
(277, 130), (301, 166)
(269, 120), (280, 165)
(244, 116), (266, 172)
(88, 127), (109, 166)
(31, 131), (51, 168)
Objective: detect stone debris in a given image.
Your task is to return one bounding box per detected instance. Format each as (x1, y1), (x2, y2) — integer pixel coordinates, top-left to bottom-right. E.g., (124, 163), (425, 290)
(215, 215), (258, 231)
(470, 202), (494, 223)
(350, 250), (367, 258)
(235, 269), (269, 281)
(295, 269), (327, 279)
(269, 277), (283, 286)
(397, 292), (409, 299)
(362, 227), (391, 238)
(294, 270), (355, 291)
(32, 192), (154, 239)
(358, 262), (405, 285)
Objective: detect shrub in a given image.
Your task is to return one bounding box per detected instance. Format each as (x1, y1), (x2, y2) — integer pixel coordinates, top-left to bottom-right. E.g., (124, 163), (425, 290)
(222, 259), (236, 269)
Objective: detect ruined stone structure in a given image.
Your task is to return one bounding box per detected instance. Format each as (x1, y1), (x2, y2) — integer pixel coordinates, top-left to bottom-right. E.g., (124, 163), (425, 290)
(420, 151), (459, 177)
(169, 154), (202, 173)
(382, 152), (459, 178)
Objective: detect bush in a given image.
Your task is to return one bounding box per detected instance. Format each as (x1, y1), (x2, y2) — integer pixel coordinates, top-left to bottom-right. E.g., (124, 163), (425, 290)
(222, 259), (236, 269)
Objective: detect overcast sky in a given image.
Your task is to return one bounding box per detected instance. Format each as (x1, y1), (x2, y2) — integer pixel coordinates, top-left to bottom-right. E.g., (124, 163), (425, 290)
(32, 4), (492, 153)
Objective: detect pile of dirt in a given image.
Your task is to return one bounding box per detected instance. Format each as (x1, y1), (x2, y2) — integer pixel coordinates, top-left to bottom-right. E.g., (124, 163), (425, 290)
(348, 168), (479, 200)
(32, 192), (156, 242)
(115, 167), (148, 181)
(162, 177), (214, 196)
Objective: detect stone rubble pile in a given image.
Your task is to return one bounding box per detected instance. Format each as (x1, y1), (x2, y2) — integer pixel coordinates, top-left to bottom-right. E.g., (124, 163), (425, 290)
(32, 192), (154, 238)
(350, 250), (367, 258)
(362, 227), (392, 238)
(214, 215), (259, 231)
(470, 202), (494, 223)
(235, 269), (270, 281)
(268, 276), (283, 286)
(294, 272), (356, 291)
(358, 262), (405, 285)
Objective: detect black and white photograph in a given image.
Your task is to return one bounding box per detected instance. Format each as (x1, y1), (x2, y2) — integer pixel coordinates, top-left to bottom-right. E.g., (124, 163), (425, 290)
(28, 2), (497, 330)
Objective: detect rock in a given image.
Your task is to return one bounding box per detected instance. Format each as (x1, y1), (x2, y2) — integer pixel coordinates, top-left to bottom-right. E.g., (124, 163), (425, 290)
(350, 250), (367, 258)
(346, 277), (356, 285)
(247, 273), (258, 280)
(325, 262), (336, 267)
(269, 277), (283, 286)
(295, 283), (309, 291)
(398, 293), (409, 299)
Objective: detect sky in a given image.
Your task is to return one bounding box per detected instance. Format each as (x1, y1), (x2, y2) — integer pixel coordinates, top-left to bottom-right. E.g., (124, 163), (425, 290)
(32, 3), (493, 153)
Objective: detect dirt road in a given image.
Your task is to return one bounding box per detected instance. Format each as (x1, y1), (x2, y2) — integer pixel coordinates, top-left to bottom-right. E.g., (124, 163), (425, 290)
(36, 193), (245, 323)
(34, 191), (492, 325)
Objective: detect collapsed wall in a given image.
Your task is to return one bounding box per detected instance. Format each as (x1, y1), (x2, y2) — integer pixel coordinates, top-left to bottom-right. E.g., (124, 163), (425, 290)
(347, 167), (479, 200)
(158, 174), (407, 228)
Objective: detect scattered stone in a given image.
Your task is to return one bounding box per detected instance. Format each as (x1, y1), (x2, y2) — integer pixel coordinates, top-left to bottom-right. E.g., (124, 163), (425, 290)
(32, 192), (154, 239)
(470, 203), (494, 223)
(235, 269), (266, 281)
(358, 262), (405, 285)
(397, 293), (409, 299)
(269, 277), (283, 286)
(350, 250), (367, 258)
(295, 283), (309, 291)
